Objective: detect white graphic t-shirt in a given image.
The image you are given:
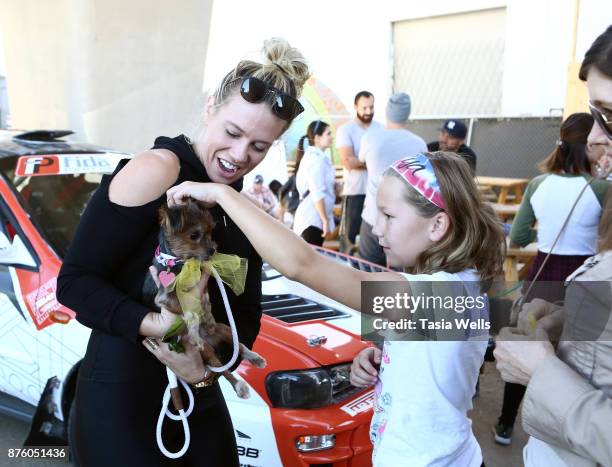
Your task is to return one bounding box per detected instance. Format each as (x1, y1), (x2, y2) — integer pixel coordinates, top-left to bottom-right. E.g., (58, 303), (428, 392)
(369, 270), (488, 467)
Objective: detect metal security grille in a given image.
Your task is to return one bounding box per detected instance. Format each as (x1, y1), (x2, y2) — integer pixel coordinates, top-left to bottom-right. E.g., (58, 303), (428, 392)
(409, 116), (562, 179)
(393, 8), (507, 118)
(470, 117), (562, 178)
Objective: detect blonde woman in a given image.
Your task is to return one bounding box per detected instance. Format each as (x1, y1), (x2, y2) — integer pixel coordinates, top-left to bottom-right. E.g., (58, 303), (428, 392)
(57, 39), (310, 466)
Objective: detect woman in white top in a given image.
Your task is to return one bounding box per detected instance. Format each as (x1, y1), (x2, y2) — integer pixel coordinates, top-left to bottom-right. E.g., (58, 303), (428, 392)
(292, 120), (336, 246)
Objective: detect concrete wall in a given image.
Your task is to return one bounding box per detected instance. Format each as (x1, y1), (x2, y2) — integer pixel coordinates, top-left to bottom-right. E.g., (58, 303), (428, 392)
(564, 0), (611, 117)
(204, 0), (604, 119)
(0, 0), (213, 154)
(0, 0), (605, 147)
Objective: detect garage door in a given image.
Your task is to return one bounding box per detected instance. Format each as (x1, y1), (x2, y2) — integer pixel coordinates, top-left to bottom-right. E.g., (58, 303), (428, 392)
(393, 8), (506, 117)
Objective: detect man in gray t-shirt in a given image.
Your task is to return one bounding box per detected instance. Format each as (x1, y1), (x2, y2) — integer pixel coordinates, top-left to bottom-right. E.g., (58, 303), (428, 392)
(358, 92), (427, 266)
(335, 91), (382, 253)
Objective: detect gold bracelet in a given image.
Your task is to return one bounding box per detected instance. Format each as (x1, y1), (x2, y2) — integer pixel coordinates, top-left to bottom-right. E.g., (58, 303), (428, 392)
(192, 373), (220, 389)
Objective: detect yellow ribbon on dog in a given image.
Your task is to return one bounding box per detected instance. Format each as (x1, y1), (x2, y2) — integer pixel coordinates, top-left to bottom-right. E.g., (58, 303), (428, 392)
(203, 252), (249, 296)
(165, 252), (249, 330)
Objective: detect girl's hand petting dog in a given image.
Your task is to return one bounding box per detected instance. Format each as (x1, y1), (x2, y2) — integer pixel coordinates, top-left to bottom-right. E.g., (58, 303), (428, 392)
(167, 181), (225, 208)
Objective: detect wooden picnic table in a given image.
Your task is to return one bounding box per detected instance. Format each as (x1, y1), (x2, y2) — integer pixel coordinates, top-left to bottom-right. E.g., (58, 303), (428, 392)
(486, 202), (520, 221)
(504, 242), (538, 282)
(477, 176), (529, 205)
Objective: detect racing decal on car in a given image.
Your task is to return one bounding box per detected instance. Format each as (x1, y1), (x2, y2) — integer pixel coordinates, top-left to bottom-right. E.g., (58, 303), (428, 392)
(0, 265), (25, 320)
(15, 153), (125, 177)
(23, 277), (73, 330)
(220, 379), (284, 467)
(0, 267), (89, 406)
(340, 389), (375, 417)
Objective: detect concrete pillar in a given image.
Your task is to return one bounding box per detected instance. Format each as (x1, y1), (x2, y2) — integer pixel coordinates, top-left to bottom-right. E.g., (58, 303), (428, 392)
(0, 0), (213, 154)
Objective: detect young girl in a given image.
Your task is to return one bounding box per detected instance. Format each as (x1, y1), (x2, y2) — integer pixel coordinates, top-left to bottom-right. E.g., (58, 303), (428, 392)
(293, 120), (336, 245)
(166, 151), (505, 466)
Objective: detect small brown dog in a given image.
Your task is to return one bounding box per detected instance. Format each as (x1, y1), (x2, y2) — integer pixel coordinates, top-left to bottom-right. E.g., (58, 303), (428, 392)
(143, 198), (266, 398)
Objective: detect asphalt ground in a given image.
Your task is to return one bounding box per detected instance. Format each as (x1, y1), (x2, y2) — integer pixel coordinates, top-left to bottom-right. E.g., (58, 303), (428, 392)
(0, 361), (527, 467)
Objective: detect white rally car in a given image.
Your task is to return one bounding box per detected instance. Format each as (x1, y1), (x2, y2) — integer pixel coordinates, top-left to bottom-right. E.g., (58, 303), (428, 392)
(0, 130), (382, 466)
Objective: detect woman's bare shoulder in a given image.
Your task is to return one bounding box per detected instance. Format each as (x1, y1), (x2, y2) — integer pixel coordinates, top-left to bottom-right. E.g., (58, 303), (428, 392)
(109, 149), (180, 206)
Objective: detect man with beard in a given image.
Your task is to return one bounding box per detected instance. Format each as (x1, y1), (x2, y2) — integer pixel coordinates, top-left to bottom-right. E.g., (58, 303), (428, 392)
(336, 91), (383, 253)
(427, 119), (477, 174)
(358, 92), (427, 266)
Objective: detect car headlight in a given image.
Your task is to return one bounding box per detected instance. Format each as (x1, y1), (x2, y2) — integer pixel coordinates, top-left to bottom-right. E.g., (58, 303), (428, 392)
(265, 363), (357, 409)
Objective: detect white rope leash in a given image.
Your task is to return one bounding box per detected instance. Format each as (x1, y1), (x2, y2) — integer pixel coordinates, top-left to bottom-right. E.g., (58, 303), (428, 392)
(156, 368), (194, 459)
(156, 268), (240, 458)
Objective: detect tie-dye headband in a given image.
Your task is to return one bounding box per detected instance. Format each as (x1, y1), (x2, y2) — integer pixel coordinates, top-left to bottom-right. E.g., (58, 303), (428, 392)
(390, 154), (446, 210)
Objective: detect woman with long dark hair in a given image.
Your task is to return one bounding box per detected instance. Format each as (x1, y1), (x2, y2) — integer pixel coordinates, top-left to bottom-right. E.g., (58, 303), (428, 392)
(292, 120), (336, 245)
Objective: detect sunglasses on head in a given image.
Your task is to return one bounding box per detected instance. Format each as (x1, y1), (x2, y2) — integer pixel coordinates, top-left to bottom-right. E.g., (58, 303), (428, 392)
(589, 102), (612, 140)
(239, 76), (304, 121)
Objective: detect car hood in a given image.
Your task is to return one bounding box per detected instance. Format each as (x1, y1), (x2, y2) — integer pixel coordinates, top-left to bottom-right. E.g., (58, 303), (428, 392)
(260, 274), (367, 366)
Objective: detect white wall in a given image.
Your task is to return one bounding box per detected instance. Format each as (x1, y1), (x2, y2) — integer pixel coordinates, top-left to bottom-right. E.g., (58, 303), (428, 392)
(204, 0), (513, 120)
(0, 33), (5, 76)
(2, 0), (605, 144)
(205, 0), (599, 118)
(0, 0), (213, 153)
(575, 0), (612, 60)
(203, 0), (393, 124)
(500, 0), (575, 116)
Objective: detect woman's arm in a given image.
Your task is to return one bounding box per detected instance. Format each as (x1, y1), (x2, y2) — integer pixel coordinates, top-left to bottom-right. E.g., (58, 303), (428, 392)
(307, 156), (331, 235)
(314, 198), (329, 236)
(57, 150), (180, 342)
(510, 178), (540, 247)
(522, 355), (612, 465)
(167, 182), (402, 311)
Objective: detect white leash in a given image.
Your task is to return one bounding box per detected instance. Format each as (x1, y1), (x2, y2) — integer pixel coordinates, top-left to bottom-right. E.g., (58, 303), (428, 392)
(156, 268), (241, 458)
(156, 368), (194, 459)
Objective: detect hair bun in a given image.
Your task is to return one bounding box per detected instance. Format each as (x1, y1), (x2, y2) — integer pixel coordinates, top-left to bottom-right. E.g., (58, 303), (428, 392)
(261, 38), (310, 97)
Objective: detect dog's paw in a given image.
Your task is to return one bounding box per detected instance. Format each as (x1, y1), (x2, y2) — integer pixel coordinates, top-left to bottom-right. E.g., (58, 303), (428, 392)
(235, 380), (250, 399)
(251, 355), (267, 368)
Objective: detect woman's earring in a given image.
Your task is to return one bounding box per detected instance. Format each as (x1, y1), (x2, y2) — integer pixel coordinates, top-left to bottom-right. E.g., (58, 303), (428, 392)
(594, 159), (611, 179)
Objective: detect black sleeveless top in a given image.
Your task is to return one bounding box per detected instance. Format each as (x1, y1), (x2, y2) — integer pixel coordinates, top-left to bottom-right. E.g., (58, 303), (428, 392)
(57, 135), (263, 382)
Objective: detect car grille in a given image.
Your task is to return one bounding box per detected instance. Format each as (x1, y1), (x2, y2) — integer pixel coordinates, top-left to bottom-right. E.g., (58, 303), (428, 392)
(261, 294), (350, 323)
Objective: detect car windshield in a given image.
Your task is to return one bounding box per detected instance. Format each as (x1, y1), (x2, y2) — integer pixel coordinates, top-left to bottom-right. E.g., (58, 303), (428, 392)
(0, 155), (116, 258)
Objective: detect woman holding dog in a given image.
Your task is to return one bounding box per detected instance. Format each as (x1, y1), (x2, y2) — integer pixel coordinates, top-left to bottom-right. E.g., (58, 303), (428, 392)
(57, 38), (310, 466)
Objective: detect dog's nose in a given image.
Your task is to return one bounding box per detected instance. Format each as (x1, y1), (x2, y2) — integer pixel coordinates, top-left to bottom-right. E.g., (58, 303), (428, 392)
(208, 247), (216, 256)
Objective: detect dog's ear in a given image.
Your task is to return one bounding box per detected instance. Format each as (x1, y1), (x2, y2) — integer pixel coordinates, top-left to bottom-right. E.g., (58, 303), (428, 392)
(195, 201), (216, 233)
(159, 203), (185, 235)
(202, 209), (216, 234)
(185, 199), (216, 233)
(159, 204), (169, 231)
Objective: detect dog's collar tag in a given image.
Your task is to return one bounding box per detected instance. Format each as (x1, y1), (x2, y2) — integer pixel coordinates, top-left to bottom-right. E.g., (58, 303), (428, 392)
(155, 245), (184, 269)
